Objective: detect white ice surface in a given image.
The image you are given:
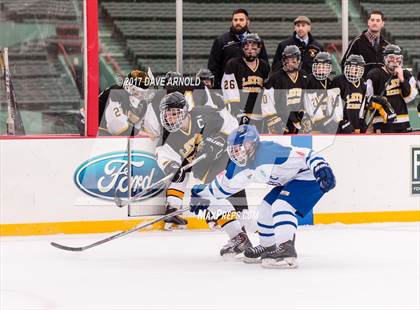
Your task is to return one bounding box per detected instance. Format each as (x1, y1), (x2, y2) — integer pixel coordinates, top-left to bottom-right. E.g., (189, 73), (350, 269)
(1, 222), (419, 310)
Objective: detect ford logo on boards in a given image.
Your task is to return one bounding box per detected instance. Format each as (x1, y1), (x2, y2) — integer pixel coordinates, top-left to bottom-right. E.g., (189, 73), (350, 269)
(74, 152), (165, 201)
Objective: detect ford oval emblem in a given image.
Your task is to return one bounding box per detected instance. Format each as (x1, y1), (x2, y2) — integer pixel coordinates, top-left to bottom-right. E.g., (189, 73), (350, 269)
(74, 151), (165, 201)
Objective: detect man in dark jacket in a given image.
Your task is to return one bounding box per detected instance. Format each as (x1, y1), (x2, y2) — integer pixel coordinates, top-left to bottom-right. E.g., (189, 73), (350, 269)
(341, 10), (390, 77)
(207, 8), (269, 89)
(272, 16), (324, 74)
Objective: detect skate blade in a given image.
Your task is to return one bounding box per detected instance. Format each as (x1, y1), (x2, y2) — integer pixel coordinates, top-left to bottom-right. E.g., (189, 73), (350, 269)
(163, 223), (187, 231)
(261, 257), (298, 269)
(242, 257), (262, 264)
(220, 252), (243, 262)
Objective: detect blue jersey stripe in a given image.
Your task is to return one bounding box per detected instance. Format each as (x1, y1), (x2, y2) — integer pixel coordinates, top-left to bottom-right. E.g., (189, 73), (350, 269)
(258, 232), (275, 237)
(274, 221), (298, 229)
(273, 211), (296, 218)
(257, 222), (274, 229)
(309, 156), (324, 166)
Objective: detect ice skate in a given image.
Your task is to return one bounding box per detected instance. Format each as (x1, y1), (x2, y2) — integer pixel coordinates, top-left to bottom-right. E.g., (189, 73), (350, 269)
(261, 239), (298, 269)
(242, 244), (276, 264)
(163, 206), (188, 230)
(220, 232), (252, 259)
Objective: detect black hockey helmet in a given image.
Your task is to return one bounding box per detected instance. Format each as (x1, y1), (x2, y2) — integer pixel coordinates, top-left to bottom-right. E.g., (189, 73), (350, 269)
(383, 44), (403, 72)
(312, 52), (332, 80)
(282, 45), (301, 72)
(242, 33), (261, 46)
(159, 91), (188, 132)
(344, 54), (365, 83)
(196, 68), (214, 88)
(383, 44), (402, 56)
(242, 33), (261, 62)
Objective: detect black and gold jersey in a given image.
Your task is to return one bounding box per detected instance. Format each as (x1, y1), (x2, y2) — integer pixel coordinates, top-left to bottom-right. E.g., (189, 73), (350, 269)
(331, 74), (367, 133)
(366, 67), (418, 132)
(221, 57), (270, 120)
(265, 69), (308, 133)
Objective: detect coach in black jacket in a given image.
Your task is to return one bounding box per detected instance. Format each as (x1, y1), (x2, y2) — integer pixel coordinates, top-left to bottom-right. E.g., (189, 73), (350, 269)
(272, 16), (324, 74)
(341, 10), (389, 77)
(208, 8), (269, 89)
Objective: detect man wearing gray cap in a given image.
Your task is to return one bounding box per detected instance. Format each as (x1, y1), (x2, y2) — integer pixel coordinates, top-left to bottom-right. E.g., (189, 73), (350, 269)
(272, 16), (324, 74)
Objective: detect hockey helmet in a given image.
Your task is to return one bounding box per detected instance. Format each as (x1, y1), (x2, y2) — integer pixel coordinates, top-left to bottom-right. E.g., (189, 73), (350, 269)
(123, 70), (154, 110)
(242, 33), (261, 62)
(282, 45), (301, 72)
(196, 68), (214, 88)
(227, 124), (260, 167)
(159, 91), (188, 132)
(312, 52), (332, 81)
(344, 54), (365, 83)
(383, 44), (403, 72)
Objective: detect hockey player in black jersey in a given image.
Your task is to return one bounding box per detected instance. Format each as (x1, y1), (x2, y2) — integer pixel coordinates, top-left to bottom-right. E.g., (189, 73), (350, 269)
(142, 92), (247, 242)
(98, 70), (154, 136)
(331, 55), (368, 133)
(303, 52), (343, 133)
(221, 33), (270, 132)
(265, 45), (308, 134)
(366, 44), (418, 133)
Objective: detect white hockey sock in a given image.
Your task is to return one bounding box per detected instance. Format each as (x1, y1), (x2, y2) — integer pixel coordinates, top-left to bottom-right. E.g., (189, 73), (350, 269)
(208, 199), (242, 239)
(257, 200), (276, 247)
(271, 199), (298, 245)
(166, 176), (189, 209)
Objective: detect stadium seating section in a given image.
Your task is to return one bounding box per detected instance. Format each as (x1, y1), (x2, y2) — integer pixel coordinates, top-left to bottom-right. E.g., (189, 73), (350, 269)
(0, 0), (419, 132)
(0, 0), (82, 118)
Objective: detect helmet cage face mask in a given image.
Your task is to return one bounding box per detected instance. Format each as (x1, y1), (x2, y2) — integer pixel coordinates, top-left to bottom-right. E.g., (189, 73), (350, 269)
(312, 62), (332, 80)
(160, 107), (187, 132)
(384, 54), (403, 72)
(344, 64), (364, 83)
(228, 144), (248, 167)
(123, 84), (155, 108)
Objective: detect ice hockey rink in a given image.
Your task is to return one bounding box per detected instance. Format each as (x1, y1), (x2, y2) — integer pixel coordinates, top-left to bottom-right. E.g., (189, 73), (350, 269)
(1, 222), (419, 310)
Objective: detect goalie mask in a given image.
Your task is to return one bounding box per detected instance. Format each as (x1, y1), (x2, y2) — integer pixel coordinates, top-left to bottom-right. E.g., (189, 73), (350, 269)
(196, 68), (214, 88)
(282, 45), (301, 73)
(344, 54), (365, 83)
(383, 44), (403, 73)
(242, 33), (261, 62)
(312, 52), (332, 81)
(159, 91), (188, 132)
(123, 70), (154, 116)
(227, 124), (260, 167)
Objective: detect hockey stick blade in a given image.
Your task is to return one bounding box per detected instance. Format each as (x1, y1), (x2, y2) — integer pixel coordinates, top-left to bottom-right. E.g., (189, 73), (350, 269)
(50, 208), (188, 252)
(50, 242), (84, 252)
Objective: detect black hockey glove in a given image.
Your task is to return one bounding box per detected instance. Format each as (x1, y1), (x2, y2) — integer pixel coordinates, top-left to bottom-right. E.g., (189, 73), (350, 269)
(368, 96), (396, 124)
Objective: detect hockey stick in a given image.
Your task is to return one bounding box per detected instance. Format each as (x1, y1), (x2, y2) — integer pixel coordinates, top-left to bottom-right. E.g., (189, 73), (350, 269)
(50, 207), (189, 252)
(114, 153), (207, 208)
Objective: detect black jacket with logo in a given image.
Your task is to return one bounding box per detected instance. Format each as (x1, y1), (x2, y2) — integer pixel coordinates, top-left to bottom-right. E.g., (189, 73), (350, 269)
(272, 32), (324, 75)
(341, 30), (390, 77)
(208, 28), (269, 89)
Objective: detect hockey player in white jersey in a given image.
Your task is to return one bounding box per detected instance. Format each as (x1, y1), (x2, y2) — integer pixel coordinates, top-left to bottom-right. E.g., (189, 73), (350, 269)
(189, 124), (336, 268)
